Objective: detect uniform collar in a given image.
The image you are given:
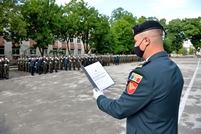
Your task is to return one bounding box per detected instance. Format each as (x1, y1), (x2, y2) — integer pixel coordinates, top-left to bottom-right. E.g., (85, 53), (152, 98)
(147, 51), (168, 62)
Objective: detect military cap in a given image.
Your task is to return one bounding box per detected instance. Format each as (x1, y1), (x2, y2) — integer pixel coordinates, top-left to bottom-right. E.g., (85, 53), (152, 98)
(132, 20), (165, 37)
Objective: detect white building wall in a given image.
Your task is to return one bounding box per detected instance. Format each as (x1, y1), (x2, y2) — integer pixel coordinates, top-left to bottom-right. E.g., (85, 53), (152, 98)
(2, 37), (86, 60)
(4, 40), (12, 59)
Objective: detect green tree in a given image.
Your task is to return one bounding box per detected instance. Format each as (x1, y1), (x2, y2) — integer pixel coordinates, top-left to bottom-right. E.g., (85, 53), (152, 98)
(21, 0), (62, 56)
(65, 0), (101, 54)
(183, 17), (201, 50)
(167, 19), (185, 54)
(110, 7), (133, 25)
(61, 0), (81, 55)
(163, 38), (173, 54)
(189, 47), (194, 54)
(178, 47), (188, 55)
(90, 14), (113, 54)
(0, 0), (27, 45)
(137, 16), (147, 24)
(111, 19), (134, 54)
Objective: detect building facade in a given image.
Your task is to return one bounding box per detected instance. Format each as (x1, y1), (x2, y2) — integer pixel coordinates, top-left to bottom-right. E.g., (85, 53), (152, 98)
(0, 37), (86, 60)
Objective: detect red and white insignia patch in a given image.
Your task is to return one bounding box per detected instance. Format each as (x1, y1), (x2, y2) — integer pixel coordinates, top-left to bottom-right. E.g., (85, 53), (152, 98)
(127, 81), (138, 94)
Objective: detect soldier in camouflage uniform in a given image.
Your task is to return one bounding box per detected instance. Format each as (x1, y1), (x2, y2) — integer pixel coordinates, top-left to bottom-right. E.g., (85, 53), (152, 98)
(23, 58), (26, 71)
(76, 56), (80, 70)
(19, 58), (22, 71)
(17, 58), (20, 71)
(3, 57), (9, 79)
(59, 56), (64, 70)
(54, 57), (59, 72)
(72, 56), (76, 70)
(81, 56), (85, 66)
(24, 58), (28, 72)
(27, 58), (31, 72)
(84, 56), (89, 66)
(43, 56), (48, 74)
(68, 55), (72, 70)
(49, 57), (53, 73)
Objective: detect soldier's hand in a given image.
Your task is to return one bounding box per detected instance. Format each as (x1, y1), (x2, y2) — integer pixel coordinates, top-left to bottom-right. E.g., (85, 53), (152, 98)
(93, 88), (103, 100)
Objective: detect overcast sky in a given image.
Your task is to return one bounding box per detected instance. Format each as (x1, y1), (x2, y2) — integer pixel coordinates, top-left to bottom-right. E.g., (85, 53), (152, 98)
(56, 0), (201, 23)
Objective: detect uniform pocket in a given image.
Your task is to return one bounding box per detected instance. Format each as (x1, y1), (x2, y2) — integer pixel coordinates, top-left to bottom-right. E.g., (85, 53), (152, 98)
(127, 123), (137, 134)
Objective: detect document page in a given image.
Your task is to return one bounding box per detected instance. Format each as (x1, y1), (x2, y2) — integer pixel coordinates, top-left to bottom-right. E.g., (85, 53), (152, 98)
(84, 61), (114, 91)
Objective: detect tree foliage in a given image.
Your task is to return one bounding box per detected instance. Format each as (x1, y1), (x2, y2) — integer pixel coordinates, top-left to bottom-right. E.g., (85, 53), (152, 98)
(1, 0), (200, 56)
(167, 19), (185, 53)
(21, 0), (62, 56)
(182, 17), (201, 49)
(0, 0), (27, 45)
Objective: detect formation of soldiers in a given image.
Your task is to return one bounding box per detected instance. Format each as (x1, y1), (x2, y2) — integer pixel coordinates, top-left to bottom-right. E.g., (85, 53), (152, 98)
(0, 57), (9, 79)
(17, 55), (100, 75)
(3, 54), (138, 76)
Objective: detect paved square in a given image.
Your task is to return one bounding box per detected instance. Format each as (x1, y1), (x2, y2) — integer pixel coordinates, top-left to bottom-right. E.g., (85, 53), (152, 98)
(0, 57), (200, 134)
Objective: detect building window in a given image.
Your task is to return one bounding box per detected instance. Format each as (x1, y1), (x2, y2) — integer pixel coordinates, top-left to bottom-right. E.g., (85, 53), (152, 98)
(0, 46), (4, 55)
(53, 48), (57, 56)
(78, 50), (81, 55)
(62, 49), (66, 55)
(77, 38), (81, 43)
(12, 47), (20, 55)
(30, 48), (36, 55)
(70, 38), (73, 42)
(43, 48), (48, 55)
(70, 49), (74, 55)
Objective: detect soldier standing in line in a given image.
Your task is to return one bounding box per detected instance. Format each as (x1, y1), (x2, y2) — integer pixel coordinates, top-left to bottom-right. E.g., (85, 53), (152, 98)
(27, 58), (31, 73)
(46, 57), (50, 73)
(64, 55), (68, 71)
(98, 55), (102, 65)
(54, 57), (59, 72)
(76, 56), (80, 70)
(21, 58), (24, 71)
(38, 56), (43, 75)
(72, 56), (76, 70)
(81, 56), (85, 66)
(85, 55), (89, 66)
(24, 58), (28, 72)
(52, 56), (55, 71)
(82, 55), (86, 66)
(88, 55), (92, 65)
(117, 55), (120, 65)
(59, 56), (64, 70)
(23, 58), (26, 71)
(107, 55), (110, 66)
(68, 55), (72, 70)
(91, 55), (95, 64)
(49, 57), (53, 73)
(20, 58), (23, 71)
(17, 58), (20, 71)
(3, 57), (9, 79)
(30, 57), (35, 76)
(43, 56), (47, 74)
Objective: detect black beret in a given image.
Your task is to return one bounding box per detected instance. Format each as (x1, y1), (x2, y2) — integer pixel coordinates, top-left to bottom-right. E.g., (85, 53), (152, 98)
(132, 20), (165, 37)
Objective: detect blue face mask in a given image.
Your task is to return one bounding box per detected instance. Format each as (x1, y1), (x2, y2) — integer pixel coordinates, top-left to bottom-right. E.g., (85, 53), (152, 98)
(134, 38), (145, 58)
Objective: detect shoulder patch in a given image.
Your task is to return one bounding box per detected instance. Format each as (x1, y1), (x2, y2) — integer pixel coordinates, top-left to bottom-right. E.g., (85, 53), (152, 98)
(129, 72), (143, 83)
(127, 81), (138, 94)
